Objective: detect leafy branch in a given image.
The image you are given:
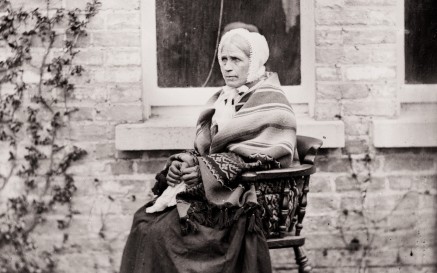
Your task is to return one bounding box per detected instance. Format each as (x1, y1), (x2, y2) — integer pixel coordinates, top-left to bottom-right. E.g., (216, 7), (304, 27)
(0, 1), (100, 272)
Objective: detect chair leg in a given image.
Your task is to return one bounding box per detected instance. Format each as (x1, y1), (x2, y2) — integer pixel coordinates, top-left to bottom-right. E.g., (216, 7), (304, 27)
(293, 246), (312, 273)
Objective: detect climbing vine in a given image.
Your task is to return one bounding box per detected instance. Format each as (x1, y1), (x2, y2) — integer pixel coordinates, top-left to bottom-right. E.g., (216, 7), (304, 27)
(336, 152), (425, 272)
(0, 0), (100, 272)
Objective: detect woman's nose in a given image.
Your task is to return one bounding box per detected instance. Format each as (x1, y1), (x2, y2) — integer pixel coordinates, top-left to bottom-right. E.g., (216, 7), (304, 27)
(223, 61), (233, 71)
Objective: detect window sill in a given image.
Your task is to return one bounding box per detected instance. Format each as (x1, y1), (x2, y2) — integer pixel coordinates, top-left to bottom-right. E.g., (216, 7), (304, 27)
(373, 117), (437, 147)
(115, 117), (345, 151)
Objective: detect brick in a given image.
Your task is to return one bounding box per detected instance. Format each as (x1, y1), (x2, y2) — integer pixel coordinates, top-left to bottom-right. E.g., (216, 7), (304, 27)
(306, 232), (346, 249)
(316, 67), (342, 81)
(309, 175), (333, 192)
(69, 86), (107, 103)
(345, 137), (369, 154)
(136, 160), (167, 174)
(363, 248), (404, 266)
(22, 69), (40, 84)
(383, 156), (435, 172)
(345, 0), (397, 6)
(68, 157), (109, 175)
(68, 107), (94, 121)
(316, 47), (343, 64)
(307, 195), (340, 214)
(368, 83), (396, 98)
(316, 157), (351, 172)
(315, 101), (341, 120)
(343, 66), (396, 81)
(340, 194), (364, 211)
(335, 175), (360, 191)
(67, 32), (92, 48)
(385, 212), (432, 233)
(316, 9), (396, 26)
(12, 0), (62, 9)
(75, 49), (105, 66)
(396, 247), (436, 265)
(97, 104), (142, 122)
(92, 31), (140, 47)
(100, 0), (140, 10)
(106, 12), (140, 30)
(103, 67), (142, 83)
(67, 123), (108, 141)
(57, 252), (112, 273)
(29, 48), (49, 68)
(341, 83), (370, 99)
(388, 175), (437, 192)
(419, 194), (437, 210)
(304, 214), (337, 232)
(315, 0), (345, 8)
(371, 46), (396, 63)
(365, 192), (420, 212)
(116, 178), (155, 196)
(343, 116), (370, 136)
(316, 29), (343, 46)
(108, 84), (142, 103)
(365, 176), (386, 191)
(316, 83), (342, 100)
(69, 68), (105, 85)
(87, 12), (106, 30)
(344, 30), (396, 45)
(95, 142), (115, 159)
(110, 160), (133, 175)
(366, 266), (437, 273)
(65, 0), (94, 9)
(308, 248), (362, 267)
(342, 99), (396, 117)
(106, 48), (141, 66)
(73, 177), (99, 196)
(342, 46), (372, 64)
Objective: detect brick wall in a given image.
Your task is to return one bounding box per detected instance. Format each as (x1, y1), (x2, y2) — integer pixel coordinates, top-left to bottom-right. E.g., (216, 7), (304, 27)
(4, 0), (437, 272)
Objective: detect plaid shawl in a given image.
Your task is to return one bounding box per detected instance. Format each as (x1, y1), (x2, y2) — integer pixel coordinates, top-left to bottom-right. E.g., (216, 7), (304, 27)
(175, 73), (297, 234)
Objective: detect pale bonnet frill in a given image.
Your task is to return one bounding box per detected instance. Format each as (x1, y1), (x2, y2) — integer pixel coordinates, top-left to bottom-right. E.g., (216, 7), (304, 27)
(213, 28), (270, 131)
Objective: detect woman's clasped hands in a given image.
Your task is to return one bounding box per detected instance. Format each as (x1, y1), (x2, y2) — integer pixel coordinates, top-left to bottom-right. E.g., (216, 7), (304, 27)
(166, 153), (201, 187)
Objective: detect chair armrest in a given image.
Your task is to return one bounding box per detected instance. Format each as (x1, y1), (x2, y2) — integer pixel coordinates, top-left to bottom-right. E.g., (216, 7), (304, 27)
(296, 135), (323, 165)
(240, 164), (315, 182)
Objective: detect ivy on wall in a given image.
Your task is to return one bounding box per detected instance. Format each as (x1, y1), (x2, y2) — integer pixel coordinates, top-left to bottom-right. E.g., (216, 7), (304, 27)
(0, 0), (100, 272)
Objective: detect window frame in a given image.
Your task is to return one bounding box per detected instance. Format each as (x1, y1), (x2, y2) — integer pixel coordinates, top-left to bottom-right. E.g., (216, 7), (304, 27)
(140, 0), (315, 118)
(397, 0), (437, 104)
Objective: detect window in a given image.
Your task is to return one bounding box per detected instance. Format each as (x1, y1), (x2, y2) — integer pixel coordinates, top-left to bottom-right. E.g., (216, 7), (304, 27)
(141, 0), (315, 114)
(156, 0), (301, 87)
(404, 0), (437, 84)
(396, 0), (437, 104)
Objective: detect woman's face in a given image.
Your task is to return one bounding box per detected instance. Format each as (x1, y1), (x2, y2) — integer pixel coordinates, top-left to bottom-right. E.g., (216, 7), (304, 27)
(219, 43), (250, 88)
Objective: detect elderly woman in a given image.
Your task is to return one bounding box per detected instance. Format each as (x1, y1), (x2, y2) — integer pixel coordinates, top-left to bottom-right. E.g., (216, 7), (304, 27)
(120, 28), (297, 273)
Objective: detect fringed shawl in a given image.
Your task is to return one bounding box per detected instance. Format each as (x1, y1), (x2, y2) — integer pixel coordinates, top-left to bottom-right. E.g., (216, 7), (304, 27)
(175, 73), (297, 235)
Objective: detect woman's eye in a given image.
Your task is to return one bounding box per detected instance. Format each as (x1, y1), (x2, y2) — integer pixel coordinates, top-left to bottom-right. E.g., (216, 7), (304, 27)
(231, 57), (240, 62)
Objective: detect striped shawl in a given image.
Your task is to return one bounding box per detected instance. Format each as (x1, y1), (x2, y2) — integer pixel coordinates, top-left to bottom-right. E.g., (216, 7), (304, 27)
(175, 73), (297, 235)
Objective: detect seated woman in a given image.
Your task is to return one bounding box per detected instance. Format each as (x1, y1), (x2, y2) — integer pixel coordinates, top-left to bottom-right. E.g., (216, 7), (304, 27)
(120, 27), (297, 273)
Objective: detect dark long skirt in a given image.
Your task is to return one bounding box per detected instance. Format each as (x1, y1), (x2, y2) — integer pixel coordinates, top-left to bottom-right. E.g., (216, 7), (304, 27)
(120, 204), (272, 273)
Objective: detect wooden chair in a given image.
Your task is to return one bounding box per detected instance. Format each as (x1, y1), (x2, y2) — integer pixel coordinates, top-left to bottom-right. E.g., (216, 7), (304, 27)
(240, 135), (323, 273)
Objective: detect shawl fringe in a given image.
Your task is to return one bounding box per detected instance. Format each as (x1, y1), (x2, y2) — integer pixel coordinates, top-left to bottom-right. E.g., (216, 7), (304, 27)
(181, 201), (263, 236)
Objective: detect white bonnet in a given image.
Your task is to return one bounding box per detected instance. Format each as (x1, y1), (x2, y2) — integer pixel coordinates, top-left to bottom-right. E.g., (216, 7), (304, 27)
(217, 28), (269, 83)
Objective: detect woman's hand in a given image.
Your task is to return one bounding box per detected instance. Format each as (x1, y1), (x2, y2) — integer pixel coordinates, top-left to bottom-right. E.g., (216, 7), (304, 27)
(173, 153), (197, 167)
(180, 165), (201, 186)
(166, 160), (183, 187)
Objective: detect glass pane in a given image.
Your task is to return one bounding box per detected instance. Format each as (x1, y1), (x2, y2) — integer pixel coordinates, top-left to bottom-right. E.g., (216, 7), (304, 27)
(405, 0), (437, 84)
(156, 0), (301, 87)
